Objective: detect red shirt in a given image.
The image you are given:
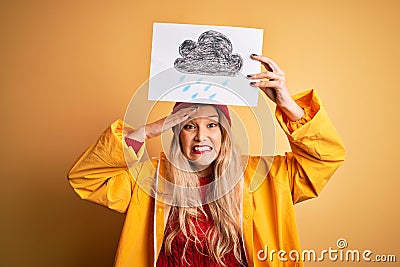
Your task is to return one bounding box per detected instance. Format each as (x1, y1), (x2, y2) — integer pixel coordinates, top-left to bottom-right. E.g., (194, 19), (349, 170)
(156, 176), (248, 267)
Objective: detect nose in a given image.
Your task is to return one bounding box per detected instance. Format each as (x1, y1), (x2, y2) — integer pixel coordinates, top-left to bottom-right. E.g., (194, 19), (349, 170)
(194, 125), (207, 142)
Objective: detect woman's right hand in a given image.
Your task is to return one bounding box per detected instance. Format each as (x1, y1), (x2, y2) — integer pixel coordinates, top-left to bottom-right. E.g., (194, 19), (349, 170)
(125, 106), (198, 142)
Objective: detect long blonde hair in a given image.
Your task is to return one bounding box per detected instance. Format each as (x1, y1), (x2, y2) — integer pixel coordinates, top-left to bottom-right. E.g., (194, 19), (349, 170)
(165, 105), (245, 265)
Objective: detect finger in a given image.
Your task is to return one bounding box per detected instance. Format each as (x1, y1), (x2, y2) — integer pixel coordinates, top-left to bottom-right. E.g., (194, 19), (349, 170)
(174, 106), (198, 117)
(250, 80), (280, 88)
(250, 54), (283, 73)
(250, 54), (273, 72)
(166, 110), (195, 126)
(163, 107), (197, 130)
(247, 71), (283, 80)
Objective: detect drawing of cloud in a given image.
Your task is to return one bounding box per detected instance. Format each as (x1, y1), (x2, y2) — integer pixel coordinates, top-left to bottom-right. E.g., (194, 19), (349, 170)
(174, 30), (243, 76)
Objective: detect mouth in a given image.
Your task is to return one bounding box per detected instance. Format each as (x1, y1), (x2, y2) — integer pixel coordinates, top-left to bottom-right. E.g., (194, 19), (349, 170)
(191, 145), (213, 154)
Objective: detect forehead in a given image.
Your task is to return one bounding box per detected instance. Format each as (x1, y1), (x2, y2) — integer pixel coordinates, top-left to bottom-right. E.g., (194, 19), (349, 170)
(189, 105), (219, 119)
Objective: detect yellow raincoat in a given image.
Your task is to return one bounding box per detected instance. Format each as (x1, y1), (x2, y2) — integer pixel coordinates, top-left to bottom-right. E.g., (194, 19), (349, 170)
(68, 89), (345, 266)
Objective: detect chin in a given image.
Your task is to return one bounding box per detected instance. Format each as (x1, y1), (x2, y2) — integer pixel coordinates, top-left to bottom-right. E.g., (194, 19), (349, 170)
(189, 155), (216, 171)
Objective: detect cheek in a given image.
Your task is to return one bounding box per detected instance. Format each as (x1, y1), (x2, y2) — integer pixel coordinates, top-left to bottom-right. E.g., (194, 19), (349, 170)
(179, 132), (191, 152)
(213, 133), (222, 151)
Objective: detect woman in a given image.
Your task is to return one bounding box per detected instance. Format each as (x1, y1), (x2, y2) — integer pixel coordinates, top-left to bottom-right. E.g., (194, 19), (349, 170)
(68, 55), (345, 266)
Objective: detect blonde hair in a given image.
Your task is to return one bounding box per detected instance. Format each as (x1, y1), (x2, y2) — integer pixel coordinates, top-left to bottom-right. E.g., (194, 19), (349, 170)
(165, 105), (245, 266)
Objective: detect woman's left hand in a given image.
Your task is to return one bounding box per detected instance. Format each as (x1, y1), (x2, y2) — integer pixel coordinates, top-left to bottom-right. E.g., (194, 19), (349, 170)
(247, 55), (305, 121)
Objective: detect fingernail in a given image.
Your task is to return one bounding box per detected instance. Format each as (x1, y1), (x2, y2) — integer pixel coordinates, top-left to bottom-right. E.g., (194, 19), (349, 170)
(250, 82), (256, 86)
(246, 74), (253, 78)
(251, 54), (258, 56)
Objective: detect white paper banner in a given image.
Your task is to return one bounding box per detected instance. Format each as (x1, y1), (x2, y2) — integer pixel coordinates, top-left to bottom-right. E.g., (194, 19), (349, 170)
(149, 23), (264, 106)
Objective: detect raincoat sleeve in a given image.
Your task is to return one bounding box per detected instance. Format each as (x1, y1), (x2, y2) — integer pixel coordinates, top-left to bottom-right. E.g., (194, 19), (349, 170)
(273, 89), (346, 204)
(67, 119), (145, 213)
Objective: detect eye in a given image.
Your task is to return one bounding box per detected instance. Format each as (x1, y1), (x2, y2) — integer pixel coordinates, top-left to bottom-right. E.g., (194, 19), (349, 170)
(183, 124), (196, 130)
(207, 122), (219, 128)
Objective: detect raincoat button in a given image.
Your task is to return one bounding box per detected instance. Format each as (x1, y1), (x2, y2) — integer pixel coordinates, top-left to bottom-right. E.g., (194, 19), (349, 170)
(245, 214), (250, 219)
(157, 208), (163, 213)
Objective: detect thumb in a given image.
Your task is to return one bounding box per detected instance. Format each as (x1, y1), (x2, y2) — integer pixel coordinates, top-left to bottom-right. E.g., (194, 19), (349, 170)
(263, 88), (277, 103)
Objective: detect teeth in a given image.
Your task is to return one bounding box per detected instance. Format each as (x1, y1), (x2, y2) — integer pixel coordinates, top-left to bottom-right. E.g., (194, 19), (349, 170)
(193, 146), (212, 152)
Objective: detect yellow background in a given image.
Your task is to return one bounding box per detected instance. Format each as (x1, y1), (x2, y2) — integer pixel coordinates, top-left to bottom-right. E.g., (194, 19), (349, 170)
(1, 0), (399, 266)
